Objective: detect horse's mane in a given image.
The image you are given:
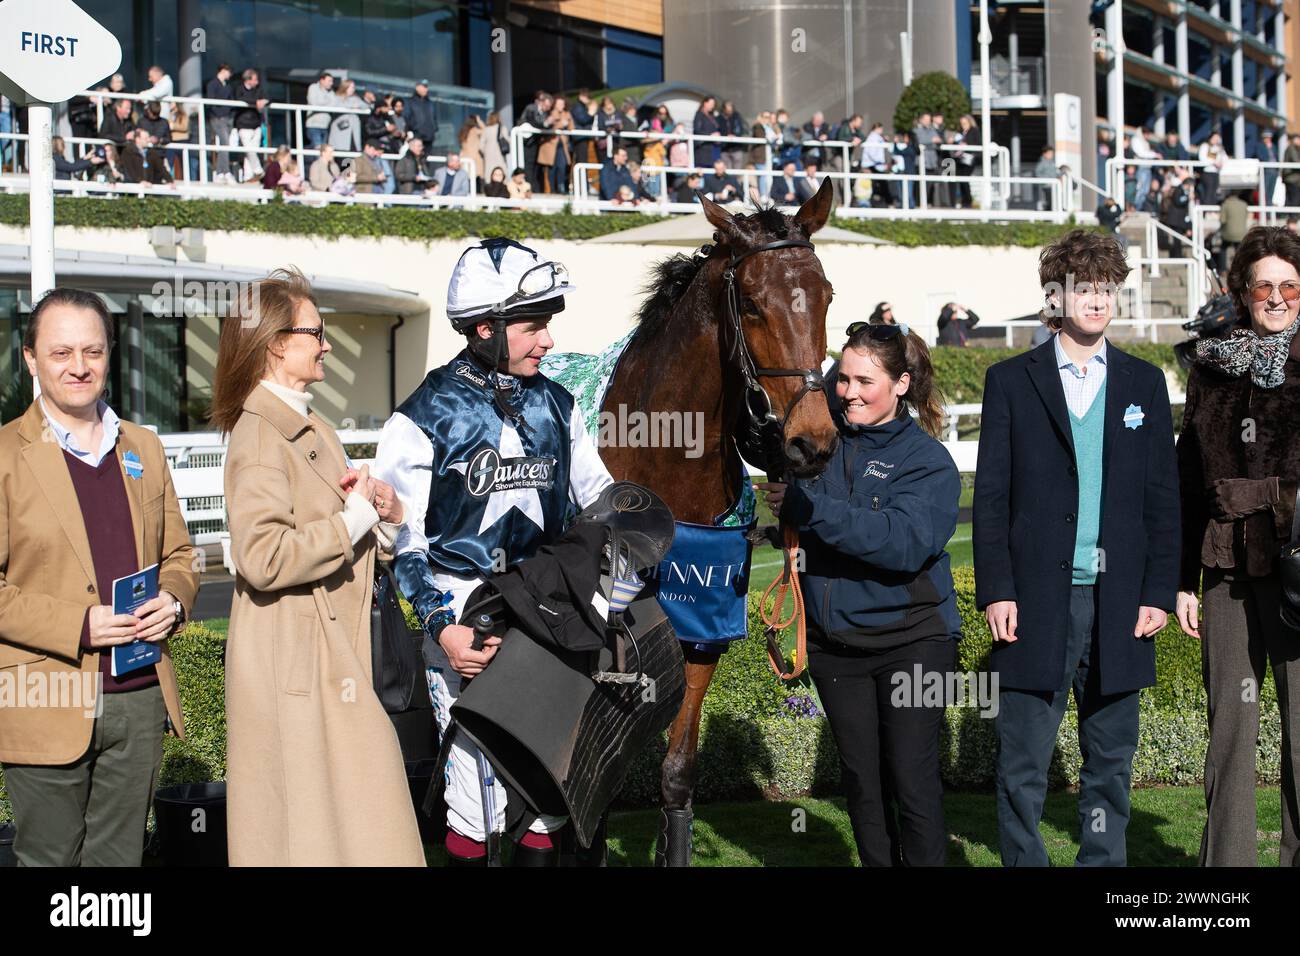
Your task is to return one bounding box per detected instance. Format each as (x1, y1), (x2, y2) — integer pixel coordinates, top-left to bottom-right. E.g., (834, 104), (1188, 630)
(631, 203), (793, 344)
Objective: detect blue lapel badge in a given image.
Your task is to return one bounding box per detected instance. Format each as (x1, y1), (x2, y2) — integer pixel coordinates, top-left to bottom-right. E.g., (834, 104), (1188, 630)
(1123, 404), (1144, 430)
(123, 450), (144, 480)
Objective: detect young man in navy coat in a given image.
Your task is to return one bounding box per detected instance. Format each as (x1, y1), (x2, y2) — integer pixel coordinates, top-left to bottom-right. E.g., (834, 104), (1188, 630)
(973, 229), (1181, 866)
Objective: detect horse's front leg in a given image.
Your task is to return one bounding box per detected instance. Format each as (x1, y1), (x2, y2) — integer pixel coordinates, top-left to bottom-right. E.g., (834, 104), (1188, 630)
(656, 647), (720, 867)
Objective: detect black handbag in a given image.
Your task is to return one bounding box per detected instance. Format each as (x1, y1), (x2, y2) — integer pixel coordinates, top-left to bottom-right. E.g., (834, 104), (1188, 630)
(371, 565), (422, 714)
(1280, 488), (1300, 631)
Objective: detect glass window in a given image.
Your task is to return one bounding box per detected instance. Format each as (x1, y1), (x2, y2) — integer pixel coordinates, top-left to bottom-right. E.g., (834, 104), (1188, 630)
(1122, 7), (1153, 58)
(79, 0), (139, 86)
(199, 0), (257, 75)
(1188, 37), (1212, 79)
(1160, 26), (1176, 65)
(604, 27), (662, 89)
(0, 290), (27, 426)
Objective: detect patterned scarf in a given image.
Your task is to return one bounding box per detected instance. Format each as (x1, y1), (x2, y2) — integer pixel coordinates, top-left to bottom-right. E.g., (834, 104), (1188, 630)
(1194, 316), (1299, 388)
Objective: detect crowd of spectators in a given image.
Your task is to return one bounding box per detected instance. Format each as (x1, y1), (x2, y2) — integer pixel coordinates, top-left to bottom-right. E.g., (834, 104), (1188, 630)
(23, 65), (1300, 221)
(508, 89), (991, 209)
(47, 66), (486, 202)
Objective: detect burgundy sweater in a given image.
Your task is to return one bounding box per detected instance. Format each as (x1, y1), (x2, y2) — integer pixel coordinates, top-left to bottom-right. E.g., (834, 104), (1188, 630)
(68, 450), (159, 693)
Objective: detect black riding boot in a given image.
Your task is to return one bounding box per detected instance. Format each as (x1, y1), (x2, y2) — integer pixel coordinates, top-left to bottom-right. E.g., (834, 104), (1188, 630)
(574, 815), (608, 867)
(654, 807), (692, 867)
(511, 839), (560, 867)
(445, 851), (487, 867)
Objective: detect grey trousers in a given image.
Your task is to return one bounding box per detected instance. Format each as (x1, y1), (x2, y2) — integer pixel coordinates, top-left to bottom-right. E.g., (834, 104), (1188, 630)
(208, 116), (233, 177)
(4, 684), (166, 866)
(995, 585), (1141, 866)
(1200, 568), (1300, 867)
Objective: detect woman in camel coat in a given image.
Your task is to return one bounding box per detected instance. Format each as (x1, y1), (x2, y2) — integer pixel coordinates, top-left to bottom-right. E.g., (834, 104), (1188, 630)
(458, 114), (485, 189)
(481, 111), (509, 189)
(213, 267), (424, 867)
(538, 97), (573, 194)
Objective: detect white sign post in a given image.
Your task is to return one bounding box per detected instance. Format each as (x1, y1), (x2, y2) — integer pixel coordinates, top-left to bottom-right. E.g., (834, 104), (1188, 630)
(0, 0), (121, 386)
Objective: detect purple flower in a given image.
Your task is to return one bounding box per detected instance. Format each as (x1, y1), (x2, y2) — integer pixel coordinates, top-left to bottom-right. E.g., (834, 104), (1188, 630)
(783, 693), (821, 719)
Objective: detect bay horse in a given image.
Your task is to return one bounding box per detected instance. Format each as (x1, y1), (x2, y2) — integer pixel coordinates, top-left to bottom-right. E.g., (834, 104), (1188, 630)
(598, 179), (840, 865)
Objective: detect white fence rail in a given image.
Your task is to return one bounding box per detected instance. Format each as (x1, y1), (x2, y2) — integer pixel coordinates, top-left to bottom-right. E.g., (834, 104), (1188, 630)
(156, 385), (1174, 576)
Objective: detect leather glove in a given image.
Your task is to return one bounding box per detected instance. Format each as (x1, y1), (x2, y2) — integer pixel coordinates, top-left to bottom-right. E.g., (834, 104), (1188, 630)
(1209, 477), (1279, 520)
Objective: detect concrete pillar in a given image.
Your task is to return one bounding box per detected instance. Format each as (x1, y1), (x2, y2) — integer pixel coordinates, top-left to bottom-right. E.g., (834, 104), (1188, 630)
(491, 0), (515, 129)
(1106, 0), (1125, 138)
(177, 0), (203, 98)
(1230, 0), (1245, 156)
(1275, 10), (1287, 117)
(1176, 11), (1190, 144)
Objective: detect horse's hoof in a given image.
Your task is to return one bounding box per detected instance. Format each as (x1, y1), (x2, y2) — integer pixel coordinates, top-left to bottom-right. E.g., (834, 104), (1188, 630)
(654, 807), (693, 867)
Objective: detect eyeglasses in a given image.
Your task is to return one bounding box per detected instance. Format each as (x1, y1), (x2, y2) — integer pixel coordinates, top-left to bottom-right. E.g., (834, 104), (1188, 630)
(845, 321), (903, 341)
(1248, 281), (1300, 303)
(497, 260), (570, 311)
(287, 323), (326, 344)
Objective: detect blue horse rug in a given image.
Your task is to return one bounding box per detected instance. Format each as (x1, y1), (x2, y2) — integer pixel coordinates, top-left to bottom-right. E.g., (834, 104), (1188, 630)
(543, 336), (756, 653)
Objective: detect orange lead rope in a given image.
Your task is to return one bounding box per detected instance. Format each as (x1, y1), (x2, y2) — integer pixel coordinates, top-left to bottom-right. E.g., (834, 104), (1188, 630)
(761, 521), (807, 681)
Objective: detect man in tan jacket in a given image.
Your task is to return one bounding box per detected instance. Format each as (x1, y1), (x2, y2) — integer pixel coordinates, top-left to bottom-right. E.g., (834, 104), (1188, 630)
(0, 288), (198, 866)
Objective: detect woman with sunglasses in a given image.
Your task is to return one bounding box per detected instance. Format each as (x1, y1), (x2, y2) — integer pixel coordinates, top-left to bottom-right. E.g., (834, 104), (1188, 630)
(1175, 225), (1300, 867)
(211, 268), (424, 866)
(758, 322), (960, 866)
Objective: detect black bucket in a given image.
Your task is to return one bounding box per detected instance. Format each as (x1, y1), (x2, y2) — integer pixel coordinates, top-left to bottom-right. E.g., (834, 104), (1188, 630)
(0, 822), (15, 867)
(154, 782), (227, 867)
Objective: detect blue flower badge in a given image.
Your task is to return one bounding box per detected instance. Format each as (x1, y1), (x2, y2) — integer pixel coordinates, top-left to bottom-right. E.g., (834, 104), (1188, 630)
(123, 450), (144, 480)
(1123, 404), (1145, 430)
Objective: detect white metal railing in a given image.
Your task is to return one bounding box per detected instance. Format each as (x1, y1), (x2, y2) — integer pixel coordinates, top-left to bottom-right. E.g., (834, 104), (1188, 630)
(159, 383), (1190, 570)
(163, 428), (382, 573)
(525, 124), (1017, 214)
(2, 129), (476, 198)
(0, 119), (1073, 220)
(76, 88), (371, 187)
(571, 159), (1072, 220)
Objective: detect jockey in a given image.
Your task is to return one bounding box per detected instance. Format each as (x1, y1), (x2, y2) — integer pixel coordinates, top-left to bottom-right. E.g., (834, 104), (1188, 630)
(374, 237), (613, 866)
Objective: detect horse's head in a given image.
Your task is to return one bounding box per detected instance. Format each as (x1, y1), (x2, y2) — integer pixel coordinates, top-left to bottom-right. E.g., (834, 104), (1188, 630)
(700, 179), (839, 478)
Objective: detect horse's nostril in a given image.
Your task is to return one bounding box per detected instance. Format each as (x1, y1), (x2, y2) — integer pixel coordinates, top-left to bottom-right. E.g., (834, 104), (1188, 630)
(785, 436), (813, 465)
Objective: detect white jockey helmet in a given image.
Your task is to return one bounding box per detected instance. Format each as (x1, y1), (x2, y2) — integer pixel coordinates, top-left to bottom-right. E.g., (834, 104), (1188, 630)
(446, 237), (575, 329)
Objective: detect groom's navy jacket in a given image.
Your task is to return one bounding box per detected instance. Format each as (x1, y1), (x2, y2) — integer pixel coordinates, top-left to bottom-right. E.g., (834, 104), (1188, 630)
(972, 338), (1181, 694)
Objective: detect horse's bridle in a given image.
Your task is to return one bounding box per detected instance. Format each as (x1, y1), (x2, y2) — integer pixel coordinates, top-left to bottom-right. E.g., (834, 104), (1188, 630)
(716, 237), (826, 478)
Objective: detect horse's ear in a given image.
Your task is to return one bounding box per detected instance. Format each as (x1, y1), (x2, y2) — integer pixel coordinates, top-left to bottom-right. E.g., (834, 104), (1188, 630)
(794, 178), (835, 235)
(700, 193), (742, 243)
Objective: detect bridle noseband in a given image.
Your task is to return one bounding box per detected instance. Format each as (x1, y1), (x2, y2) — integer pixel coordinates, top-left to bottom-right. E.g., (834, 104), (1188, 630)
(716, 237), (825, 478)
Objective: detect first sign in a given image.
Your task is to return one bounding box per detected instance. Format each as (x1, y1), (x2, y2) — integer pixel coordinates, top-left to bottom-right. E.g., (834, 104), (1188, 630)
(0, 0), (122, 105)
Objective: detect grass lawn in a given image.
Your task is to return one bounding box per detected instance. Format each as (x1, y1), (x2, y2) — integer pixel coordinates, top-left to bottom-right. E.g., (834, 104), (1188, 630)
(418, 787), (1284, 866)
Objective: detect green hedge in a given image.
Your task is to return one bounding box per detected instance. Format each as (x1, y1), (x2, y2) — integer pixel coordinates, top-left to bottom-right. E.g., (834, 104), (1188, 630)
(831, 219), (1100, 248)
(0, 192), (1094, 248)
(932, 343), (1189, 407)
(0, 620), (228, 824)
(2, 571), (1273, 823)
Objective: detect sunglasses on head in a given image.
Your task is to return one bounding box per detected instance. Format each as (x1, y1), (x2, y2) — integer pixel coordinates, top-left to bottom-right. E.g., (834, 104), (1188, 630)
(1249, 281), (1300, 303)
(845, 321), (903, 341)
